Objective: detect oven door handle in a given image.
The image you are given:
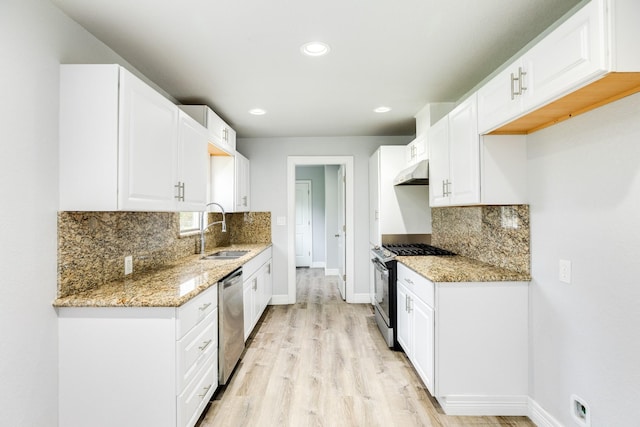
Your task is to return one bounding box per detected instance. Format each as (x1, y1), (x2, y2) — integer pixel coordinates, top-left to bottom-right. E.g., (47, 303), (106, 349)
(371, 258), (389, 275)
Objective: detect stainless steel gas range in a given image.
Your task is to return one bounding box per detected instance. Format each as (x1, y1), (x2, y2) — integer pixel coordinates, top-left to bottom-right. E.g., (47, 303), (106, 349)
(371, 243), (455, 349)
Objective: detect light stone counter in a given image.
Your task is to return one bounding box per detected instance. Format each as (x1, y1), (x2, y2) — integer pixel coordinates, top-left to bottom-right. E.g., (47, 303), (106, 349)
(53, 243), (272, 308)
(397, 255), (531, 283)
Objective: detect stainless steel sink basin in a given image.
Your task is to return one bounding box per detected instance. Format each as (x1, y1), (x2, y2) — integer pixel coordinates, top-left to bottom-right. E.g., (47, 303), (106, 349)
(202, 250), (249, 260)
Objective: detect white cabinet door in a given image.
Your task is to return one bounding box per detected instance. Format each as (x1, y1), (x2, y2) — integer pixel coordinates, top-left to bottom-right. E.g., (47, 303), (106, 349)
(211, 151), (250, 213)
(118, 68), (178, 211)
(262, 260), (273, 308)
(448, 94), (480, 206)
(405, 136), (427, 165)
(396, 282), (411, 353)
(243, 280), (253, 342)
(427, 116), (449, 207)
(522, 0), (607, 112)
(477, 60), (524, 134)
(177, 112), (208, 211)
(477, 0), (608, 135)
(234, 153), (250, 212)
(411, 296), (435, 396)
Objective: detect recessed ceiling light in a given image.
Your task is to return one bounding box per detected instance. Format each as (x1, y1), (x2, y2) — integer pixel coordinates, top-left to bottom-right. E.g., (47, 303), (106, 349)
(300, 41), (330, 57)
(374, 106), (391, 113)
(249, 108), (266, 115)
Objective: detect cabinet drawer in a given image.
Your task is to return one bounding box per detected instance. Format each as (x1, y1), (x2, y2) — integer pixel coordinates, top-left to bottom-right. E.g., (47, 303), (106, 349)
(397, 263), (434, 307)
(176, 285), (217, 340)
(177, 353), (217, 427)
(176, 309), (217, 392)
(242, 247), (272, 279)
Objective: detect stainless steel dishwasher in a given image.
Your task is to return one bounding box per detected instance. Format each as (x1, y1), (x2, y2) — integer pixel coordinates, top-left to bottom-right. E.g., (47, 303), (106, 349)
(218, 267), (244, 385)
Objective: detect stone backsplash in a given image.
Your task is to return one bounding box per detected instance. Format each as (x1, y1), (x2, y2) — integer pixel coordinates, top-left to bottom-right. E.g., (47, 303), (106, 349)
(431, 205), (530, 275)
(57, 211), (271, 298)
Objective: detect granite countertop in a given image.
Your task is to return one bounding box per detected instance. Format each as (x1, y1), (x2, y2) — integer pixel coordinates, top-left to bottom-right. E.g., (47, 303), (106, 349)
(396, 255), (531, 283)
(53, 243), (272, 308)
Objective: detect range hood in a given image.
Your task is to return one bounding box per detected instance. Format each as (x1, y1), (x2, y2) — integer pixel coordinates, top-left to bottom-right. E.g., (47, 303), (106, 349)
(393, 160), (429, 186)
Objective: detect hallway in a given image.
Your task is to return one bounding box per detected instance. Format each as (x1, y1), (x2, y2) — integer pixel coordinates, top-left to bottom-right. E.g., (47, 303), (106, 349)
(200, 268), (534, 426)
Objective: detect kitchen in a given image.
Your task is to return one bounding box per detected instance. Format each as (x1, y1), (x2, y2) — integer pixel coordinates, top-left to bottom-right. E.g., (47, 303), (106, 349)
(2, 0), (640, 426)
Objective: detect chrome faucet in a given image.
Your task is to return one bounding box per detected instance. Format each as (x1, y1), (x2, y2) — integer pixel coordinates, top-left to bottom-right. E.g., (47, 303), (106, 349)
(200, 202), (227, 255)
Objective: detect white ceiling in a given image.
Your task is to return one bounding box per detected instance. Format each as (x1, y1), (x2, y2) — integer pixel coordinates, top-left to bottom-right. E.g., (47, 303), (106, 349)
(51, 0), (582, 138)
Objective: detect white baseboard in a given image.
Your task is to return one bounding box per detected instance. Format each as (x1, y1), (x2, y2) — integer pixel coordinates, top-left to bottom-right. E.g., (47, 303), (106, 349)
(528, 398), (563, 427)
(269, 295), (291, 305)
(348, 293), (373, 304)
(311, 261), (325, 268)
(437, 395), (529, 416)
(324, 268), (339, 276)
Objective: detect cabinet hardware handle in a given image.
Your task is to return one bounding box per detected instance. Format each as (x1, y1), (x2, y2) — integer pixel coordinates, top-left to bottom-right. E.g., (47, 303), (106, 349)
(253, 278), (257, 290)
(267, 264), (271, 274)
(199, 302), (212, 311)
(405, 294), (409, 312)
(408, 296), (413, 313)
(198, 384), (212, 398)
(199, 339), (213, 351)
(242, 196), (248, 206)
(517, 67), (527, 95)
(174, 181), (185, 201)
(510, 71), (516, 100)
(405, 278), (413, 285)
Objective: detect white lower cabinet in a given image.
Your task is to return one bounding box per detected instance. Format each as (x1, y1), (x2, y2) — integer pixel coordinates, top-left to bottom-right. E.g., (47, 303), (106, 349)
(58, 285), (218, 427)
(396, 263), (529, 416)
(242, 247), (273, 341)
(396, 264), (435, 395)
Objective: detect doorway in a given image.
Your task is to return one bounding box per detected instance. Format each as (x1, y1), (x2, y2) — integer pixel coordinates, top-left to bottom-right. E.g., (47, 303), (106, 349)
(287, 156), (354, 304)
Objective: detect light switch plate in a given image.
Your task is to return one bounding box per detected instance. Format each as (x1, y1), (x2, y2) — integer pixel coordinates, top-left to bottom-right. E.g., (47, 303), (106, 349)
(559, 259), (571, 283)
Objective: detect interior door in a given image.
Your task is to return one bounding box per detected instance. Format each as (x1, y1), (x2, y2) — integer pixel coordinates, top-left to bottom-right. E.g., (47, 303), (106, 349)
(337, 166), (346, 300)
(295, 180), (312, 267)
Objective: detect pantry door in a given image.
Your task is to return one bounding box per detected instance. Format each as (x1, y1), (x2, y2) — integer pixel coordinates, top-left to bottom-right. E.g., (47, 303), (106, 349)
(295, 180), (312, 267)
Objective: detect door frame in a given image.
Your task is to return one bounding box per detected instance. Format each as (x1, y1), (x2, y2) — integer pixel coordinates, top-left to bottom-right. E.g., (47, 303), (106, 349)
(287, 156), (354, 304)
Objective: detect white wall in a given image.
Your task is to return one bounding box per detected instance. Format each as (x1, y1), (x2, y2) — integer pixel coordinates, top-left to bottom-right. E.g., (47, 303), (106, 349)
(0, 1), (158, 425)
(295, 166), (326, 265)
(237, 136), (410, 298)
(527, 92), (640, 426)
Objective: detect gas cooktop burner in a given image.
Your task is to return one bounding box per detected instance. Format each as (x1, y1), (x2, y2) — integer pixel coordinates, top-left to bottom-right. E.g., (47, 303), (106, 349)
(382, 243), (456, 257)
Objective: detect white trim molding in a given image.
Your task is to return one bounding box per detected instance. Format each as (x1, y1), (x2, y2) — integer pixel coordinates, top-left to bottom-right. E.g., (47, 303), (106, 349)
(437, 395), (529, 416)
(528, 398), (564, 427)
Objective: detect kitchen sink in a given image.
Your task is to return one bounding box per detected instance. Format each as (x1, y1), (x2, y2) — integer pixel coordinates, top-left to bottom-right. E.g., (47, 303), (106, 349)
(202, 250), (249, 260)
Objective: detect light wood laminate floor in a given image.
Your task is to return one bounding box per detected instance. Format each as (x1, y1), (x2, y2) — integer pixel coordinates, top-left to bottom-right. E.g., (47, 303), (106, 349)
(199, 268), (534, 427)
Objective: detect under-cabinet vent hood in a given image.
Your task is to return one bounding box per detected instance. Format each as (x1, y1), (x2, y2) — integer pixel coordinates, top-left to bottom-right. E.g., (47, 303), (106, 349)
(393, 160), (429, 186)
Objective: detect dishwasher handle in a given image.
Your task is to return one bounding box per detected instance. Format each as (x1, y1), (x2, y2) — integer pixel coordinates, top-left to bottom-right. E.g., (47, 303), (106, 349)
(221, 267), (243, 288)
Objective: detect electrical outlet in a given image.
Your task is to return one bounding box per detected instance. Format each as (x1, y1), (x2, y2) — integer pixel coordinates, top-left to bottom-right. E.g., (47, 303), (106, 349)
(124, 255), (133, 275)
(559, 259), (571, 283)
(570, 395), (590, 427)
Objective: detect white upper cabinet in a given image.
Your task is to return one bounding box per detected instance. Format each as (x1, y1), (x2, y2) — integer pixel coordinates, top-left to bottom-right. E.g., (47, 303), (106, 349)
(59, 64), (208, 211)
(179, 105), (236, 155)
(429, 95), (480, 207)
(119, 69), (179, 210)
(429, 94), (527, 207)
(234, 152), (250, 212)
(177, 112), (209, 211)
(478, 0), (640, 135)
(447, 95), (480, 206)
(210, 151), (251, 213)
(405, 136), (427, 165)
